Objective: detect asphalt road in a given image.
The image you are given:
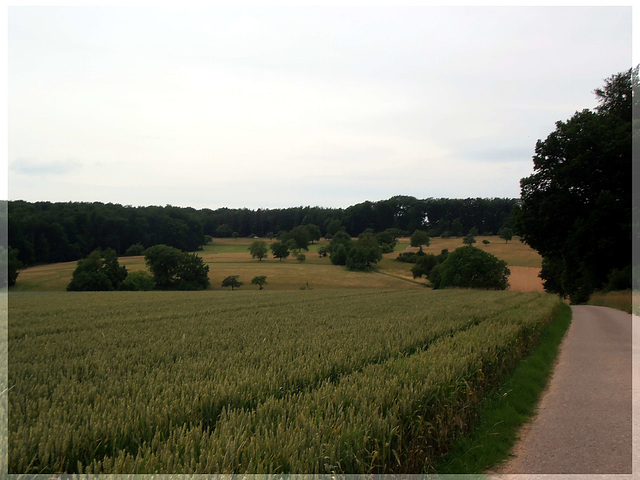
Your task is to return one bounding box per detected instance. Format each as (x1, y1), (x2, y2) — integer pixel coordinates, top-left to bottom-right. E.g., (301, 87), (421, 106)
(492, 305), (634, 478)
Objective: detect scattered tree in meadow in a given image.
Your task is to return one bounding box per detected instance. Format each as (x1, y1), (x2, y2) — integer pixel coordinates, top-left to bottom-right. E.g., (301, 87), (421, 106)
(346, 231), (382, 271)
(410, 230), (430, 252)
(67, 248), (127, 291)
(317, 245), (330, 257)
(144, 244), (210, 290)
(296, 253), (306, 263)
(306, 224), (322, 244)
(498, 227), (513, 244)
(411, 253), (439, 279)
(462, 234), (476, 246)
(270, 241), (290, 261)
(248, 240), (269, 261)
(429, 246), (510, 290)
(221, 275), (243, 290)
(250, 275), (267, 290)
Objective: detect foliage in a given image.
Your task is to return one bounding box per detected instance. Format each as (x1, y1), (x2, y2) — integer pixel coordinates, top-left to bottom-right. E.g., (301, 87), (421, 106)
(270, 241), (290, 261)
(6, 246), (23, 287)
(410, 230), (430, 250)
(411, 254), (440, 279)
(429, 246), (510, 290)
(123, 243), (145, 256)
(517, 68), (635, 303)
(250, 275), (267, 290)
(462, 234), (476, 246)
(66, 248), (127, 291)
(119, 271), (156, 291)
(330, 244), (348, 266)
(248, 240), (269, 261)
(346, 231), (383, 271)
(221, 275), (243, 290)
(296, 253), (306, 263)
(317, 245), (330, 257)
(396, 251), (423, 263)
(144, 244), (210, 290)
(9, 289), (559, 474)
(497, 227), (513, 243)
(285, 225), (311, 251)
(8, 197), (519, 266)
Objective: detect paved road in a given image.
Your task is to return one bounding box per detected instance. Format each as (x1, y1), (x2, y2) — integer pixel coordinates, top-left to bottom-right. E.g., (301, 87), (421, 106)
(493, 305), (634, 478)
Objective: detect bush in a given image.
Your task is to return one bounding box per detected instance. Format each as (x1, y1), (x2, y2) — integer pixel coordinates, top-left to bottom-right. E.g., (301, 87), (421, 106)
(411, 254), (439, 279)
(396, 251), (425, 263)
(330, 244), (348, 266)
(120, 271), (156, 291)
(429, 246), (510, 290)
(144, 245), (210, 290)
(124, 243), (145, 256)
(604, 265), (631, 292)
(67, 248), (127, 291)
(296, 253), (306, 263)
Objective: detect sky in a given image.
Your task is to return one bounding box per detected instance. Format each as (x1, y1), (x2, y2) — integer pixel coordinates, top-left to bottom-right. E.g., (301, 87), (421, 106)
(5, 4), (634, 210)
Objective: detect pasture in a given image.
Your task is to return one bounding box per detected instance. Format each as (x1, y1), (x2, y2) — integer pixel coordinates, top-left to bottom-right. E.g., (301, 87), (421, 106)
(11, 235), (543, 293)
(8, 289), (560, 474)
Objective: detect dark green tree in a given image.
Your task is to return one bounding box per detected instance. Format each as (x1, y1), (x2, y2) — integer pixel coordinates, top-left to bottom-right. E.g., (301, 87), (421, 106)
(251, 275), (267, 290)
(270, 241), (290, 261)
(346, 231), (383, 271)
(248, 240), (269, 261)
(7, 247), (23, 287)
(67, 248), (127, 291)
(429, 246), (510, 290)
(222, 275), (243, 290)
(498, 227), (513, 243)
(144, 244), (209, 290)
(124, 243), (145, 256)
(119, 271), (156, 291)
(410, 229), (430, 251)
(518, 68), (635, 302)
(462, 234), (476, 246)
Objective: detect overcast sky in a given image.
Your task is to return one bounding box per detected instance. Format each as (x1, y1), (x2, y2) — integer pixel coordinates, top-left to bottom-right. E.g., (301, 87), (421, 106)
(7, 5), (633, 209)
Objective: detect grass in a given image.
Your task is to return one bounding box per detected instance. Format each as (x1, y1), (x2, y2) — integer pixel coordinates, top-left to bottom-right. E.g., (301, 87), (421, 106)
(11, 236), (542, 293)
(587, 290), (633, 314)
(433, 302), (572, 474)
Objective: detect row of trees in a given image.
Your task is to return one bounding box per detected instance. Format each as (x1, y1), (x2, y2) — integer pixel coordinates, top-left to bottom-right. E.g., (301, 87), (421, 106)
(67, 245), (210, 292)
(7, 196), (518, 267)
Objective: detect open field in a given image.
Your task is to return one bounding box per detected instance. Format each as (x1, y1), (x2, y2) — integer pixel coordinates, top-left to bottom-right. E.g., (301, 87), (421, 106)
(8, 289), (560, 474)
(11, 236), (543, 293)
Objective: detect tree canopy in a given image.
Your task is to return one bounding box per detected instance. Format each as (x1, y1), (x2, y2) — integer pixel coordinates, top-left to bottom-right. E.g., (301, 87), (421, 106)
(429, 246), (510, 290)
(517, 68), (635, 302)
(67, 248), (127, 291)
(144, 244), (210, 290)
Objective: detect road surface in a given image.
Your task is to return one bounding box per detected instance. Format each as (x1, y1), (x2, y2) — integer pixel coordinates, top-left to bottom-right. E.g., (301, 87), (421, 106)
(491, 305), (635, 479)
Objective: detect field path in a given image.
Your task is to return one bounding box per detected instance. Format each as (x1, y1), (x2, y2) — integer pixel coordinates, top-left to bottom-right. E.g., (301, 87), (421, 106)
(492, 305), (634, 478)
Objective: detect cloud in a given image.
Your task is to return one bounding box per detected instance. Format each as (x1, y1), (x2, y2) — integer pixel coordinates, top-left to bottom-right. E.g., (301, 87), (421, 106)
(10, 158), (81, 176)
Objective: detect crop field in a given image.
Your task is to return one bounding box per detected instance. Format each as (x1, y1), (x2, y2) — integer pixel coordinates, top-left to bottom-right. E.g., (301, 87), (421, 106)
(8, 288), (560, 474)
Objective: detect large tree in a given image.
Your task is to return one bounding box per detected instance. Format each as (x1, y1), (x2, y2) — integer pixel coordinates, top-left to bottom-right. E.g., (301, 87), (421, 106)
(144, 244), (210, 290)
(518, 68), (635, 303)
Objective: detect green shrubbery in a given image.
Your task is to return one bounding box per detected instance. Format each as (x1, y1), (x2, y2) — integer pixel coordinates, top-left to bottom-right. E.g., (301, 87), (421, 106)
(429, 246), (510, 290)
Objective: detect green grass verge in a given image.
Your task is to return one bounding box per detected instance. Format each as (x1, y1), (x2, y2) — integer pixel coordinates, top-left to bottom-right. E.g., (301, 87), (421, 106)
(433, 302), (572, 474)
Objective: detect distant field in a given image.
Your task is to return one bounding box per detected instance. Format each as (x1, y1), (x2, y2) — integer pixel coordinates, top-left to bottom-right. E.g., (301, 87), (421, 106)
(8, 289), (560, 474)
(11, 236), (542, 293)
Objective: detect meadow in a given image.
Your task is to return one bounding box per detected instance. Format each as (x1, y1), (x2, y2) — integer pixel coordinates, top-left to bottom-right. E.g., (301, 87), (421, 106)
(11, 235), (543, 293)
(8, 288), (560, 474)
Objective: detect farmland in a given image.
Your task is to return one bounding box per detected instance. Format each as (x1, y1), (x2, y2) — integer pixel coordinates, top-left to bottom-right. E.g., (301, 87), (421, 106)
(8, 288), (560, 474)
(11, 235), (543, 293)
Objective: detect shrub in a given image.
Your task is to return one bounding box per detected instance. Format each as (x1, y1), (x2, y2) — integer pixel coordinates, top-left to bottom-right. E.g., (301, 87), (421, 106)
(144, 245), (210, 290)
(296, 253), (306, 263)
(411, 254), (439, 279)
(429, 246), (510, 290)
(124, 243), (145, 256)
(67, 248), (127, 291)
(120, 271), (156, 291)
(330, 244), (348, 266)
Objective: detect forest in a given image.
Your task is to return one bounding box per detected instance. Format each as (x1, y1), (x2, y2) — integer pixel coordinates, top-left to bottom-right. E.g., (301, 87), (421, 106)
(7, 196), (517, 266)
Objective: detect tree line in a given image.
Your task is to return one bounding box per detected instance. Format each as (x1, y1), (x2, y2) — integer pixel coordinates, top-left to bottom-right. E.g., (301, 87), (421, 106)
(7, 196), (518, 267)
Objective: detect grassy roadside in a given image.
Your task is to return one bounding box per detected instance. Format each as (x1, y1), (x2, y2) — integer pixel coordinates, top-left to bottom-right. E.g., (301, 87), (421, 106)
(587, 289), (633, 314)
(433, 302), (572, 474)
